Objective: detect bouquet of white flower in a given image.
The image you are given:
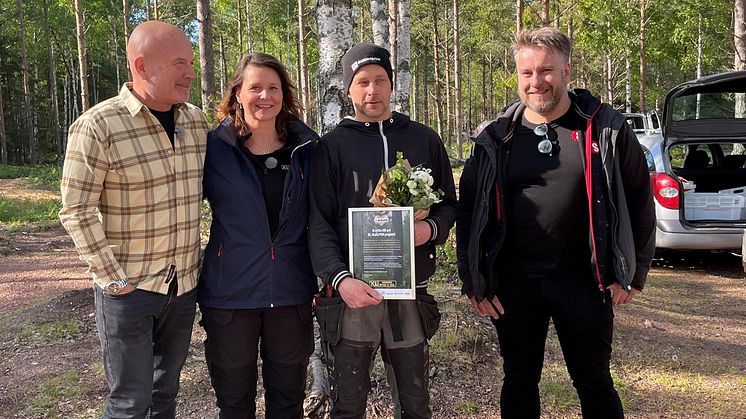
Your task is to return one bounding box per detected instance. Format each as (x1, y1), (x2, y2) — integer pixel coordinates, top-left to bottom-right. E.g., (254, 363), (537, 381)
(369, 152), (444, 220)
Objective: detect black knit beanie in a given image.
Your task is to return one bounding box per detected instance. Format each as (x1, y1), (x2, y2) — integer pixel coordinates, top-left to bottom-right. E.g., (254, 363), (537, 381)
(341, 43), (393, 94)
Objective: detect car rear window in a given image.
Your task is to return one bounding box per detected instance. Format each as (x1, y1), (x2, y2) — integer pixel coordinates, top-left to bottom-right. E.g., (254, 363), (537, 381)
(672, 92), (746, 121)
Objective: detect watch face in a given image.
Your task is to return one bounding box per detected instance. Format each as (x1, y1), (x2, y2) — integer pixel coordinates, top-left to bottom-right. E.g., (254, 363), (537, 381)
(106, 282), (123, 294)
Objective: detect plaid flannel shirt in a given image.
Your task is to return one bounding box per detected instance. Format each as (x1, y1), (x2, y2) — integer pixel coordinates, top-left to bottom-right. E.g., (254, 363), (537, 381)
(59, 83), (208, 295)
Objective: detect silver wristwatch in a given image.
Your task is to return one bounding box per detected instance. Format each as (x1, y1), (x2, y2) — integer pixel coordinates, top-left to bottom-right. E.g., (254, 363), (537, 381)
(105, 279), (129, 295)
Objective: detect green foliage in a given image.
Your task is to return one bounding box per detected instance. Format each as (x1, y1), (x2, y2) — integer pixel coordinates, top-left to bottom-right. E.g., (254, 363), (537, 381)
(0, 165), (62, 191)
(0, 196), (62, 224)
(381, 152), (444, 210)
(456, 400), (479, 414)
(16, 320), (83, 344)
(27, 371), (90, 417)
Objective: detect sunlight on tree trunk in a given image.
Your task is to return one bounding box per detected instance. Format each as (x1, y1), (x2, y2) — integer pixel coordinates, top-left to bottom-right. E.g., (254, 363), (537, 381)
(371, 0), (389, 48)
(298, 0), (310, 124)
(395, 0), (411, 114)
(317, 0), (352, 134)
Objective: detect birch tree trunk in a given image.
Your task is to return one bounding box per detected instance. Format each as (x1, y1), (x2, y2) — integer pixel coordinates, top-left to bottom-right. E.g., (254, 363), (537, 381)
(154, 0), (159, 20)
(43, 0), (62, 158)
(245, 0), (253, 53)
(430, 0), (443, 138)
(395, 0), (410, 114)
(516, 0), (523, 33)
(17, 0), (35, 163)
(604, 55), (612, 105)
(317, 0), (353, 133)
(371, 0), (389, 47)
(219, 35), (227, 94)
(453, 0), (462, 159)
(625, 55), (632, 112)
(237, 0), (244, 55)
(638, 0), (647, 112)
(145, 0), (150, 20)
(541, 0), (550, 26)
(388, 0), (398, 95)
(197, 0), (216, 115)
(298, 0), (311, 123)
(74, 0), (90, 113)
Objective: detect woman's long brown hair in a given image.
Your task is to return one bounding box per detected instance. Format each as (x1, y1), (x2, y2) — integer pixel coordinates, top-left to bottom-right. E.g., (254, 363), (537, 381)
(216, 52), (302, 140)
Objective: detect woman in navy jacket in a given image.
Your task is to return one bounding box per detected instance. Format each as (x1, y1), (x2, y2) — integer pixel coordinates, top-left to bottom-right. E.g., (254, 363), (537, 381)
(199, 52), (318, 419)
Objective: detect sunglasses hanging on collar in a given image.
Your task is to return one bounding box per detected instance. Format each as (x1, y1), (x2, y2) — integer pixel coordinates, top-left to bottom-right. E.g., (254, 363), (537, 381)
(534, 123), (558, 156)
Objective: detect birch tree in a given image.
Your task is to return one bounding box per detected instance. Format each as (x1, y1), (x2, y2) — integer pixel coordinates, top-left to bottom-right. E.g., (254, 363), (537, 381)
(395, 0), (411, 114)
(317, 0), (353, 133)
(371, 0), (389, 47)
(298, 0), (310, 123)
(638, 0), (648, 112)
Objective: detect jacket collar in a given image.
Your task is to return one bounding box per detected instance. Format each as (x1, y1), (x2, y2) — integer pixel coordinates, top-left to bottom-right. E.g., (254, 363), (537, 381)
(336, 111), (410, 133)
(473, 89), (603, 147)
(214, 115), (318, 149)
(119, 82), (187, 118)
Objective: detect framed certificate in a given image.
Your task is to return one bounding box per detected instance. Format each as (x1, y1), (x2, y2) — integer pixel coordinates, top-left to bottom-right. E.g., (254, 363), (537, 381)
(348, 207), (416, 300)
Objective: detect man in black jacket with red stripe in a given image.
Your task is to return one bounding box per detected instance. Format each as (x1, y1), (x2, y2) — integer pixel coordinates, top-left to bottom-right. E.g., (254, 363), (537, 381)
(457, 27), (655, 418)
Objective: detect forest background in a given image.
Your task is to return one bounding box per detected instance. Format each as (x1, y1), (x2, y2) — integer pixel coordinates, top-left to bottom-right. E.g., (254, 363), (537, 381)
(1, 0), (746, 166)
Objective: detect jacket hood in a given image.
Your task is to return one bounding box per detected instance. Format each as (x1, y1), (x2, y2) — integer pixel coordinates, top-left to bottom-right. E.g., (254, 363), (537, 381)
(213, 114), (318, 149)
(472, 88), (603, 147)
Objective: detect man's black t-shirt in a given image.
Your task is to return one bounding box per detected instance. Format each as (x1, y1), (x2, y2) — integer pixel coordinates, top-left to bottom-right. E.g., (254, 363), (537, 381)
(149, 107), (175, 147)
(501, 104), (592, 279)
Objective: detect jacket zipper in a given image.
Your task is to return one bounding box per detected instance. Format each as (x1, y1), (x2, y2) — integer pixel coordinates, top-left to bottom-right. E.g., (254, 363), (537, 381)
(378, 121), (390, 170)
(583, 107), (605, 294)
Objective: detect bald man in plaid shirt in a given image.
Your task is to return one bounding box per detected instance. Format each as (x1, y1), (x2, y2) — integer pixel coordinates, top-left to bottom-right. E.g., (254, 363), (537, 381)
(59, 21), (208, 419)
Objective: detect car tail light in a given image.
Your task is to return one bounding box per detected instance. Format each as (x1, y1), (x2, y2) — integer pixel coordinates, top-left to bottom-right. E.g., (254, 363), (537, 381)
(652, 173), (680, 209)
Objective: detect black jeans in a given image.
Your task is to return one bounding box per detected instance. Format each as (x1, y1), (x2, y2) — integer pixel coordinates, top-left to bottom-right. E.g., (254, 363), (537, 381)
(94, 283), (197, 419)
(200, 304), (314, 419)
(491, 275), (623, 419)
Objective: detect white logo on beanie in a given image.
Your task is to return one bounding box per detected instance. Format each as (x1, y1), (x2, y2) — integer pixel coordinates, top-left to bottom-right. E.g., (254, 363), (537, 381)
(351, 57), (382, 72)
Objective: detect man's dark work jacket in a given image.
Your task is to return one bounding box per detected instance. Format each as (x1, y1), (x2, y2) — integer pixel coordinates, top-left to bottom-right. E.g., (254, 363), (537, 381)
(456, 89), (656, 300)
(199, 116), (319, 309)
(309, 112), (457, 292)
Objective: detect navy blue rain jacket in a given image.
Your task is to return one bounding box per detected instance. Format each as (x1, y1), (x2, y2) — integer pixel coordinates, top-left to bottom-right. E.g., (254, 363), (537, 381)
(198, 116), (319, 309)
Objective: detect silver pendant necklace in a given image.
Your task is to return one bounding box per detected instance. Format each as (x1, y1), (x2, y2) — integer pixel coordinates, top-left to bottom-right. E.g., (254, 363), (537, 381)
(264, 156), (278, 169)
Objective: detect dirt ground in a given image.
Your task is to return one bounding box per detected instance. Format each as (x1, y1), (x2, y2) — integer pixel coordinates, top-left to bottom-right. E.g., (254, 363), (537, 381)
(0, 179), (744, 418)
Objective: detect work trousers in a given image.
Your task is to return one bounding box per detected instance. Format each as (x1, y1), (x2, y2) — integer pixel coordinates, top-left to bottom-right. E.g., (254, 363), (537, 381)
(330, 300), (431, 419)
(93, 281), (197, 419)
(200, 303), (314, 419)
(491, 275), (624, 419)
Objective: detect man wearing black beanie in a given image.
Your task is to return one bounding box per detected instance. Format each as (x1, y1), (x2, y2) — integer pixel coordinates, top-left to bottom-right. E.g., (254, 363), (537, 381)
(309, 43), (457, 418)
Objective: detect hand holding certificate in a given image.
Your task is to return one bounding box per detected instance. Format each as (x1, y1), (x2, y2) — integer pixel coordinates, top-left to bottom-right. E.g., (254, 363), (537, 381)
(347, 152), (445, 300)
(349, 207), (416, 299)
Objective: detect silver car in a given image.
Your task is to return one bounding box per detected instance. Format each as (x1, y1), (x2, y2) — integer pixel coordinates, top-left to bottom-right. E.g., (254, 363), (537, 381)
(636, 70), (746, 251)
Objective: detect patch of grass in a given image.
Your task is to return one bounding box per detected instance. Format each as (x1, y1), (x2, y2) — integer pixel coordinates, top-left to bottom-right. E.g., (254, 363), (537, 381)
(456, 400), (479, 414)
(0, 164), (61, 191)
(16, 320), (83, 344)
(0, 195), (62, 224)
(26, 370), (90, 417)
(538, 364), (579, 411)
(0, 299), (47, 331)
